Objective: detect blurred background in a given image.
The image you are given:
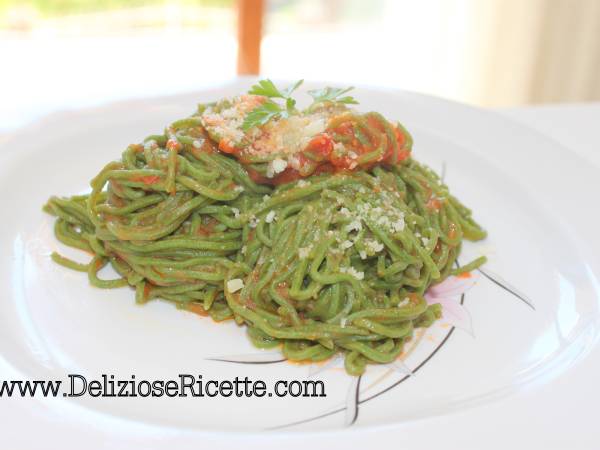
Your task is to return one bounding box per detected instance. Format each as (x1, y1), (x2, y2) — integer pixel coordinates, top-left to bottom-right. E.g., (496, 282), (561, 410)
(1, 0), (599, 132)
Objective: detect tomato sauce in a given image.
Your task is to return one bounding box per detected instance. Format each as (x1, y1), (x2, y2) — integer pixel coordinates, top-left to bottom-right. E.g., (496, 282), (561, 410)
(215, 113), (412, 186)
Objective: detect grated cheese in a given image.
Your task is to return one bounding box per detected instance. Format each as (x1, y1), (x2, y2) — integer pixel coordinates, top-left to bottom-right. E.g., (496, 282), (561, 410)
(271, 158), (287, 174)
(200, 95), (339, 161)
(340, 240), (353, 249)
(365, 239), (384, 253)
(226, 278), (245, 293)
(345, 219), (362, 233)
(298, 246), (311, 259)
(397, 297), (410, 307)
(265, 210), (276, 223)
(249, 215), (258, 228)
(340, 266), (364, 280)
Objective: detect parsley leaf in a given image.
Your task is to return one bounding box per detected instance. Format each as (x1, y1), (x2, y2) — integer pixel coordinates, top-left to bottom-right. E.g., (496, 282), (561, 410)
(242, 79), (304, 130)
(307, 86), (358, 105)
(248, 79), (283, 98)
(242, 101), (282, 130)
(248, 79), (303, 100)
(281, 79), (304, 98)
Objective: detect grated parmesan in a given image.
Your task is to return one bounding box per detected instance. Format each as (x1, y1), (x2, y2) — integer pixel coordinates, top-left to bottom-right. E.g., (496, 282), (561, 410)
(345, 220), (362, 233)
(340, 240), (354, 250)
(340, 266), (364, 280)
(397, 297), (410, 307)
(226, 278), (245, 293)
(298, 246), (311, 259)
(266, 158), (288, 178)
(249, 215), (259, 228)
(265, 210), (276, 223)
(365, 239), (384, 253)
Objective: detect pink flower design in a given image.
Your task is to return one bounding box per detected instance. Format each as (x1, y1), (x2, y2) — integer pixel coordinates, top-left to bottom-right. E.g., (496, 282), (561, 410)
(424, 273), (479, 336)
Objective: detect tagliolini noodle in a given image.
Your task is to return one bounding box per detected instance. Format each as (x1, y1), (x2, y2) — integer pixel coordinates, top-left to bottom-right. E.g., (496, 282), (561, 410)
(44, 81), (486, 375)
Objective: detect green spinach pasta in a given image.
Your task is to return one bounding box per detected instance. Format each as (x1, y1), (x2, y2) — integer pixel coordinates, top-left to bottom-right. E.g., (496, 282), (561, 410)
(43, 81), (486, 375)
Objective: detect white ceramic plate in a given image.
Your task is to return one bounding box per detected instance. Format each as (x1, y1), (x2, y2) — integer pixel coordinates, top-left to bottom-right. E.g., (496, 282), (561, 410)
(1, 80), (599, 449)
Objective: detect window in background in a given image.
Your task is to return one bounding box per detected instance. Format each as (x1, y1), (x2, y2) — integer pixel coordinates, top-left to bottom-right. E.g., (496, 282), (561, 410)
(0, 0), (236, 130)
(262, 0), (600, 107)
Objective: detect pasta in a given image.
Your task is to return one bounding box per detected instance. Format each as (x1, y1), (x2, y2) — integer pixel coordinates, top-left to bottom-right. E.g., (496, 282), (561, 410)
(44, 81), (486, 375)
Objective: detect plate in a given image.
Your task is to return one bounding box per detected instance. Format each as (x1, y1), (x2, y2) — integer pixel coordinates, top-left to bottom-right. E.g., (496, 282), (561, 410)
(1, 79), (599, 449)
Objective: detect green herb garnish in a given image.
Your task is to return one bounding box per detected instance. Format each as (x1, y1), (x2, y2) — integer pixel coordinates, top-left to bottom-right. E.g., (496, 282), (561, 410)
(242, 79), (303, 130)
(248, 79), (303, 99)
(307, 86), (358, 105)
